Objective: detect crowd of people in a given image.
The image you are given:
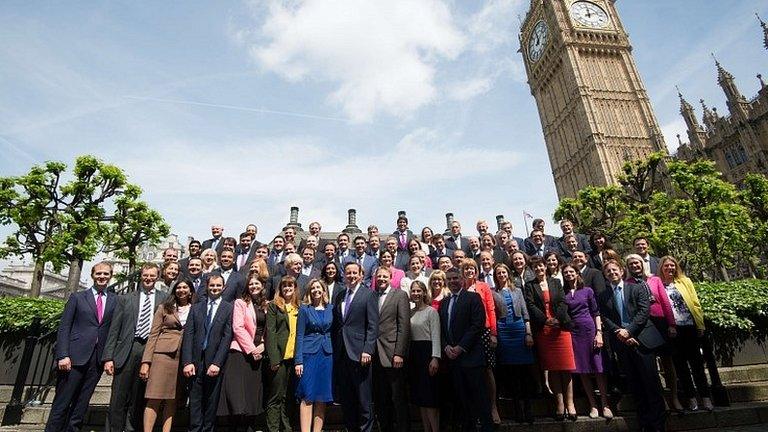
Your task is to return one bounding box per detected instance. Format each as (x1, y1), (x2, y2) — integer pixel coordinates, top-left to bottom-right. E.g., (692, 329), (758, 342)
(45, 215), (714, 432)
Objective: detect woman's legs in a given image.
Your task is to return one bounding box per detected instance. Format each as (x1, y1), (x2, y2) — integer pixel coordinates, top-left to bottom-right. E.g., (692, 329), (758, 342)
(562, 372), (575, 415)
(425, 407), (439, 432)
(487, 368), (500, 423)
(312, 401), (326, 432)
(549, 371), (564, 415)
(160, 400), (175, 432)
(579, 374), (598, 413)
(299, 400), (313, 432)
(143, 399), (161, 432)
(662, 355), (683, 410)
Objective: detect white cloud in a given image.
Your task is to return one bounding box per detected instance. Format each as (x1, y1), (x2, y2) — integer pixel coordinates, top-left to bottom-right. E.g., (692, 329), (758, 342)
(243, 0), (466, 123)
(448, 76), (493, 101)
(660, 117), (687, 152)
(466, 0), (525, 53)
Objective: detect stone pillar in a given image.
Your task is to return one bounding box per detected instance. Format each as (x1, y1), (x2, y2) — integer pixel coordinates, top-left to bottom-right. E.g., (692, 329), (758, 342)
(343, 208), (362, 234)
(444, 213), (454, 235)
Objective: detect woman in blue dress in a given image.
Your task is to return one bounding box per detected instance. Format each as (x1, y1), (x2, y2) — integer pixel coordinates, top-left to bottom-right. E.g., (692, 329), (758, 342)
(294, 279), (334, 432)
(493, 263), (536, 424)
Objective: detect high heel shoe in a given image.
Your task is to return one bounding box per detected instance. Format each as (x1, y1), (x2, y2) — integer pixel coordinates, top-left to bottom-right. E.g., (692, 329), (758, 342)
(688, 398), (699, 412)
(566, 409), (578, 422)
(554, 411), (565, 421)
(588, 407), (599, 419)
(603, 407), (614, 420)
(702, 397), (714, 412)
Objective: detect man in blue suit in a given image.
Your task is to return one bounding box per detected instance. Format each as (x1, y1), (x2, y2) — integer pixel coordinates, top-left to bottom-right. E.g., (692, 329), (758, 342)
(332, 262), (379, 432)
(45, 262), (117, 432)
(342, 236), (379, 285)
(392, 216), (415, 251)
(182, 275), (234, 432)
(199, 249), (245, 303)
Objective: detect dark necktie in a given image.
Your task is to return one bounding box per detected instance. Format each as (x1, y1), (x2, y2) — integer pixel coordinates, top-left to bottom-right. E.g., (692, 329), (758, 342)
(203, 300), (215, 350)
(343, 288), (354, 318)
(135, 293), (152, 339)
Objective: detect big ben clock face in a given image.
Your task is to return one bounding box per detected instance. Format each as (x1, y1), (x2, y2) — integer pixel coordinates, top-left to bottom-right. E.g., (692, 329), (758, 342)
(570, 1), (610, 28)
(528, 20), (548, 63)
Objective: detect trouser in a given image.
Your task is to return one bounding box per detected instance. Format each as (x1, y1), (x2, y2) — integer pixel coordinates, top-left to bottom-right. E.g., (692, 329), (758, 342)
(336, 354), (374, 432)
(498, 364), (535, 400)
(672, 325), (711, 398)
(44, 349), (103, 432)
(450, 363), (493, 432)
(265, 359), (293, 432)
(188, 359), (225, 432)
(108, 339), (146, 432)
(616, 342), (666, 431)
(373, 359), (410, 432)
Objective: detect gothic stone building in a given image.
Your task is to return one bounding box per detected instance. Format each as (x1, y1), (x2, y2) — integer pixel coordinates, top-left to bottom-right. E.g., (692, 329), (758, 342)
(675, 16), (768, 185)
(519, 0), (667, 199)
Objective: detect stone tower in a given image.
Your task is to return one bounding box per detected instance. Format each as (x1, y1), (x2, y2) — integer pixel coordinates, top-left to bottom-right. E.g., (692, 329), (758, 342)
(519, 0), (667, 198)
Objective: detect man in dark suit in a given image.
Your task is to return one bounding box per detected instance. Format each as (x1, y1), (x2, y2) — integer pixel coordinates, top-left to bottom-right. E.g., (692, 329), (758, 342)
(571, 251), (606, 294)
(633, 237), (660, 276)
(445, 220), (471, 254)
(523, 218), (556, 253)
(245, 223), (263, 249)
(182, 275), (234, 432)
(524, 229), (555, 258)
(336, 233), (352, 261)
(372, 267), (410, 432)
(332, 262), (379, 432)
(439, 268), (493, 432)
(267, 235), (286, 269)
(299, 246), (322, 279)
(187, 257), (205, 293)
(200, 249), (245, 303)
(384, 237), (409, 270)
(499, 221), (526, 251)
(429, 235), (454, 263)
(234, 232), (255, 272)
(556, 219), (591, 255)
(392, 215), (415, 251)
(321, 242), (342, 269)
(466, 236), (482, 260)
(342, 236), (379, 285)
(201, 224), (225, 255)
(600, 260), (666, 432)
(178, 239), (202, 277)
(366, 235), (382, 258)
(102, 264), (167, 432)
(45, 262), (117, 432)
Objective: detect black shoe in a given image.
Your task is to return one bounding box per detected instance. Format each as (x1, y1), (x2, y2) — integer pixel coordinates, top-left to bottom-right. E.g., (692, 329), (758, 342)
(523, 399), (534, 424)
(554, 411), (565, 421)
(566, 410), (578, 422)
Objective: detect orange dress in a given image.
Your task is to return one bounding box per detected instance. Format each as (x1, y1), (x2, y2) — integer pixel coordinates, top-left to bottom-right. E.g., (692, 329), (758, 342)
(534, 290), (576, 371)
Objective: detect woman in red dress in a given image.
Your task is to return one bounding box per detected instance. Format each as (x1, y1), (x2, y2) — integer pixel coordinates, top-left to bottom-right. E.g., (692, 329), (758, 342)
(524, 256), (576, 421)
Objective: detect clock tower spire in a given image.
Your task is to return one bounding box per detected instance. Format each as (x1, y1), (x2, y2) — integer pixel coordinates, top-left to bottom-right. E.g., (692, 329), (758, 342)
(519, 0), (667, 199)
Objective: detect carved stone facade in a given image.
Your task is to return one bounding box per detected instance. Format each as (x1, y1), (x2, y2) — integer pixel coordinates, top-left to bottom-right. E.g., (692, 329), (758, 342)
(519, 0), (667, 199)
(675, 16), (768, 185)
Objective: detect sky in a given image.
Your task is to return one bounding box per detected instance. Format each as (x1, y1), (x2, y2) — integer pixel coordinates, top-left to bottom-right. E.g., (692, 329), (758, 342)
(1, 0), (768, 263)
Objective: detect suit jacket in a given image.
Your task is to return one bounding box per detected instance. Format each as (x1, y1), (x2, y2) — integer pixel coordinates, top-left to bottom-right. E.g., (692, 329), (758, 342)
(299, 262), (323, 280)
(141, 307), (185, 363)
(202, 237), (225, 255)
(597, 280), (664, 350)
(181, 299), (233, 370)
(556, 233), (592, 255)
(342, 253), (379, 285)
(523, 278), (572, 332)
(645, 255), (660, 276)
(523, 234), (556, 255)
(438, 290), (485, 368)
(444, 235), (471, 254)
(524, 242), (555, 258)
(265, 302), (295, 367)
(332, 283), (379, 362)
(295, 305), (334, 365)
(375, 288), (410, 367)
(199, 268), (245, 303)
(429, 247), (454, 264)
(102, 288), (167, 369)
(392, 229), (415, 250)
(392, 250), (410, 271)
(581, 266), (607, 295)
(56, 288), (117, 366)
(230, 299), (263, 354)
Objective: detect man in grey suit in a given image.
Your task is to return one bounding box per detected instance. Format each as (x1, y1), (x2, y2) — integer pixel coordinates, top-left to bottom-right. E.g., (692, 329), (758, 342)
(633, 237), (660, 276)
(300, 247), (322, 279)
(102, 263), (167, 432)
(342, 236), (379, 285)
(372, 267), (411, 432)
(332, 262), (379, 432)
(384, 237), (409, 270)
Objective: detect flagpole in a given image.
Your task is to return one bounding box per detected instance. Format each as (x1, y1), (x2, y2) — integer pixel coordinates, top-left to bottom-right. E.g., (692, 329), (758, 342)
(523, 211), (530, 237)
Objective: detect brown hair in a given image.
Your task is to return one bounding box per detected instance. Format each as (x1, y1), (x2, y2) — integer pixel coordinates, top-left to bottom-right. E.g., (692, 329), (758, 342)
(302, 278), (329, 306)
(273, 276), (299, 310)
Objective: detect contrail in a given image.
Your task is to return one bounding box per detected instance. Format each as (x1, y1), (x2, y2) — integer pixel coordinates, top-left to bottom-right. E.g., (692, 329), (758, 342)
(123, 95), (349, 123)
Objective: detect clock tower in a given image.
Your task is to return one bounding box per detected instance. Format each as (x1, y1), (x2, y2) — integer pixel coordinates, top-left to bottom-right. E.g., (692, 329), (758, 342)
(520, 0), (667, 198)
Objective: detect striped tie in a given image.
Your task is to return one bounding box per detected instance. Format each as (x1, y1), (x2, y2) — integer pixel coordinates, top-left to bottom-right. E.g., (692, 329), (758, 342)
(135, 294), (152, 339)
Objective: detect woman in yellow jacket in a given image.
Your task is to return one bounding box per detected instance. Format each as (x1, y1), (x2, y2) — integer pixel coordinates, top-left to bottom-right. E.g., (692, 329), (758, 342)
(657, 256), (713, 412)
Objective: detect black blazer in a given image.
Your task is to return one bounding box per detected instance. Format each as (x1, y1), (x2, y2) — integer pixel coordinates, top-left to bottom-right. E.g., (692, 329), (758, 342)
(331, 283), (379, 362)
(597, 280), (664, 350)
(438, 290), (485, 368)
(581, 267), (607, 295)
(199, 268), (245, 303)
(102, 289), (167, 369)
(202, 237), (225, 255)
(523, 278), (572, 332)
(444, 235), (471, 254)
(56, 288), (117, 366)
(181, 299), (233, 370)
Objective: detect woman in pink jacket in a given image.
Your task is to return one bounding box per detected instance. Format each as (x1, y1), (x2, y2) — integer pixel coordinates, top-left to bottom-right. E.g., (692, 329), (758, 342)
(217, 273), (269, 427)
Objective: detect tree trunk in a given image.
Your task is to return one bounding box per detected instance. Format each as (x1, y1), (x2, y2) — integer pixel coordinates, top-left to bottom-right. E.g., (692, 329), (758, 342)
(66, 257), (84, 293)
(29, 260), (45, 298)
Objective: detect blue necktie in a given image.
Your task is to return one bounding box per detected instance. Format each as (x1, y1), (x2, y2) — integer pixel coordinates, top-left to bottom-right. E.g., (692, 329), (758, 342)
(203, 301), (214, 350)
(614, 285), (629, 326)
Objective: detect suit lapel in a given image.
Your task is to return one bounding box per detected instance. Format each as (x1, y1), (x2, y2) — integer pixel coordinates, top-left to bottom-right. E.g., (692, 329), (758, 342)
(622, 284), (633, 316)
(344, 285), (364, 323)
(84, 289), (98, 318)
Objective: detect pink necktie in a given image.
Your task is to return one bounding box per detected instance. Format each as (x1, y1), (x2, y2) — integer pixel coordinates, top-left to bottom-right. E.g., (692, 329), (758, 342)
(96, 292), (104, 324)
(399, 232), (406, 248)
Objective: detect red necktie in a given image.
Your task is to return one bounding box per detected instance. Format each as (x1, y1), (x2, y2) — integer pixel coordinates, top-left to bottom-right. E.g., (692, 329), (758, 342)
(96, 292), (104, 324)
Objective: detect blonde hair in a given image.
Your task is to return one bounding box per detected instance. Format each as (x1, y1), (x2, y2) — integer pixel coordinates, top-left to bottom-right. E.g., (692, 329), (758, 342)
(657, 255), (684, 279)
(302, 278), (330, 306)
(428, 270), (449, 300)
(410, 280), (431, 305)
(274, 276), (300, 310)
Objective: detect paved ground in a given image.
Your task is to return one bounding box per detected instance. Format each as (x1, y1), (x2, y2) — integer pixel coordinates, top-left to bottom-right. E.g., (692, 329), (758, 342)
(714, 425), (768, 431)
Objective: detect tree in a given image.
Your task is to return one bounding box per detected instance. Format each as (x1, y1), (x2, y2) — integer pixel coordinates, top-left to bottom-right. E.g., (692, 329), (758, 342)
(0, 162), (69, 297)
(102, 185), (170, 279)
(739, 174), (768, 277)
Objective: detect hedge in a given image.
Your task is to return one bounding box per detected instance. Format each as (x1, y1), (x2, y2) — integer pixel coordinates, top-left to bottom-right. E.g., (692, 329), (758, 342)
(0, 297), (65, 337)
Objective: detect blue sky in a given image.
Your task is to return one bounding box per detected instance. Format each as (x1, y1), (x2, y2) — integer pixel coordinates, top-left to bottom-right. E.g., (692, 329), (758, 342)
(2, 0), (767, 251)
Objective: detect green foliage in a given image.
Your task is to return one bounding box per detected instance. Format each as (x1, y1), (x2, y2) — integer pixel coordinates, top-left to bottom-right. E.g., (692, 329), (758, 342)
(697, 279), (768, 362)
(0, 297), (65, 336)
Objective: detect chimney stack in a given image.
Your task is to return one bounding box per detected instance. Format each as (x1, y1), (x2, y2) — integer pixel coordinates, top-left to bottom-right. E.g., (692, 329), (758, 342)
(496, 215), (505, 231)
(284, 206), (302, 230)
(343, 208), (362, 234)
(397, 210), (407, 219)
(444, 212), (454, 235)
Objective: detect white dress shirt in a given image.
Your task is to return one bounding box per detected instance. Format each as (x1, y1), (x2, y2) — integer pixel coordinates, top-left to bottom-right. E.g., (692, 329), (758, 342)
(341, 283), (361, 317)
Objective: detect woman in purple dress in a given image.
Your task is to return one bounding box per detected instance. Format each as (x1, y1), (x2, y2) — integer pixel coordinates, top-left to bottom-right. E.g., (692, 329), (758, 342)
(561, 264), (613, 420)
